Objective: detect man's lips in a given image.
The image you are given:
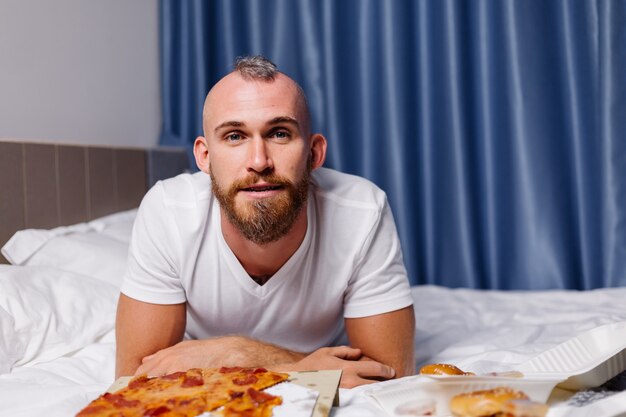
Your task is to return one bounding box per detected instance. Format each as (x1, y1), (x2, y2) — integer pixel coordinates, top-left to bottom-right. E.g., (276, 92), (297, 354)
(239, 183), (284, 192)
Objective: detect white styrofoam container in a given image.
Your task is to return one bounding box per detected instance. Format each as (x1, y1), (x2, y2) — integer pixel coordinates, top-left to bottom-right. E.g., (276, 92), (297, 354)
(517, 321), (626, 390)
(368, 321), (626, 416)
(367, 374), (563, 417)
(420, 374), (562, 403)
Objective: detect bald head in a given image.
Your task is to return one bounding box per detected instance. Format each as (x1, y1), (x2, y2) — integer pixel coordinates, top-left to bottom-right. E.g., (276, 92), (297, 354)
(203, 56), (311, 137)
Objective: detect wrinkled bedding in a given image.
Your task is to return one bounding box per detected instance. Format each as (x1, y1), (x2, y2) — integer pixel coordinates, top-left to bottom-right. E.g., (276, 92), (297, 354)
(2, 210), (625, 416)
(2, 273), (626, 416)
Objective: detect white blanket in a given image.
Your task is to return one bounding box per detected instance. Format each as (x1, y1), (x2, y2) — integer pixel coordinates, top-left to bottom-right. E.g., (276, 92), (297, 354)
(2, 268), (626, 417)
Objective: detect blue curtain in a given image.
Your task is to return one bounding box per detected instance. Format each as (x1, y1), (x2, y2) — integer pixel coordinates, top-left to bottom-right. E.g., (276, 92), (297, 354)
(159, 0), (626, 290)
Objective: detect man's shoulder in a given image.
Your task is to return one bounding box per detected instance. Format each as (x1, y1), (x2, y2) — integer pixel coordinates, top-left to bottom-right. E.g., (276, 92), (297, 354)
(136, 171), (213, 238)
(311, 167), (387, 209)
(149, 171), (212, 206)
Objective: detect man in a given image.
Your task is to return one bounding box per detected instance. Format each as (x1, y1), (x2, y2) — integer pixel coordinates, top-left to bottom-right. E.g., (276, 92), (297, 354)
(116, 56), (415, 388)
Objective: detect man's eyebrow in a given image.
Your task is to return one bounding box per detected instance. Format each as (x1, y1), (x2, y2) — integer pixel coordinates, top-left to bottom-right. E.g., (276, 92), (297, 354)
(213, 117), (298, 133)
(268, 116), (300, 127)
(214, 120), (244, 133)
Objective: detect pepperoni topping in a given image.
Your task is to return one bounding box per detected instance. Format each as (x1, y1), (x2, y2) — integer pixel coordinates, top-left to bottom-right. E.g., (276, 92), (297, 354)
(247, 388), (276, 404)
(76, 405), (107, 415)
(127, 375), (150, 390)
(220, 366), (244, 373)
(230, 391), (244, 399)
(252, 367), (268, 374)
(161, 371), (186, 380)
(144, 405), (171, 416)
(102, 393), (140, 408)
(232, 374), (258, 386)
(181, 375), (204, 387)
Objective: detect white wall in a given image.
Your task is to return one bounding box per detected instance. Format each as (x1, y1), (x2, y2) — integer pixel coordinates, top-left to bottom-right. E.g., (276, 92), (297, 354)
(0, 0), (160, 148)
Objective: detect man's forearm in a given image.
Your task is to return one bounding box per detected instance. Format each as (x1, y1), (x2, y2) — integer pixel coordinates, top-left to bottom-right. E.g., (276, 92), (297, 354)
(134, 336), (306, 376)
(220, 336), (306, 367)
(345, 306), (416, 378)
(115, 295), (186, 378)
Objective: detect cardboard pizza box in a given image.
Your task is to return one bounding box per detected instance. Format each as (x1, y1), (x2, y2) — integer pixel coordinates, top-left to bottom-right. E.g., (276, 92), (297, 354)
(287, 370), (342, 416)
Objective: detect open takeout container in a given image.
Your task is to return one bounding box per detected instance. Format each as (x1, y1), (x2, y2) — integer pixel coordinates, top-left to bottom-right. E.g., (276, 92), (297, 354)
(368, 321), (626, 416)
(517, 321), (626, 391)
(367, 374), (563, 416)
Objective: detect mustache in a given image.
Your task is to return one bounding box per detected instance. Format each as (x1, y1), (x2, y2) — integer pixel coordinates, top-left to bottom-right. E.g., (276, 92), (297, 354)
(230, 173), (294, 192)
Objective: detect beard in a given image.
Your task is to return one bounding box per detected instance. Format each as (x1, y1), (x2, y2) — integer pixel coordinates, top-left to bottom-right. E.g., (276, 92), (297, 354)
(210, 165), (311, 245)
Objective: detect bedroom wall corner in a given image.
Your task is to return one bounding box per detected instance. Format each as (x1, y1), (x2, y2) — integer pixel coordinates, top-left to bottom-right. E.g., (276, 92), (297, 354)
(0, 0), (160, 148)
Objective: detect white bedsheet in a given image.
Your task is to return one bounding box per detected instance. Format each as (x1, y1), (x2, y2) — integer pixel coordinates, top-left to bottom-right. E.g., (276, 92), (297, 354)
(0, 330), (115, 417)
(2, 283), (626, 416)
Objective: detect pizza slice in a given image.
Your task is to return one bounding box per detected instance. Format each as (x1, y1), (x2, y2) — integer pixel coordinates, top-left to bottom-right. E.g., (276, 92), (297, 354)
(215, 387), (283, 417)
(76, 367), (289, 417)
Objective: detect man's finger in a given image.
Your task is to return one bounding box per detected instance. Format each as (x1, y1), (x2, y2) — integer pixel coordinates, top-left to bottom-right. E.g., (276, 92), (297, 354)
(340, 375), (381, 389)
(326, 345), (362, 360)
(135, 358), (162, 377)
(352, 360), (396, 379)
(134, 363), (147, 376)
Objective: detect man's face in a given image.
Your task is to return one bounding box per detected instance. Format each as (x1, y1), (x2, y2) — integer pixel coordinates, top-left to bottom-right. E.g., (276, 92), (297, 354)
(209, 162), (311, 244)
(201, 73), (313, 244)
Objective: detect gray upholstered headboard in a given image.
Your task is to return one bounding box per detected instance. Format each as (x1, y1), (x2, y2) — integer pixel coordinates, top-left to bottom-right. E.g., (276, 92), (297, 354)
(0, 140), (189, 263)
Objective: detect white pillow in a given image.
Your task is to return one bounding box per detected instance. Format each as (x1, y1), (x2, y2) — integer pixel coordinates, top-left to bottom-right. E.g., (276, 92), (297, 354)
(87, 209), (137, 244)
(20, 232), (128, 287)
(1, 209), (137, 287)
(0, 305), (18, 374)
(0, 265), (119, 372)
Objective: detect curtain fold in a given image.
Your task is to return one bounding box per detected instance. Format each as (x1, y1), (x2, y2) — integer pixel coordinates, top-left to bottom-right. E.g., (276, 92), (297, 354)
(159, 0), (626, 290)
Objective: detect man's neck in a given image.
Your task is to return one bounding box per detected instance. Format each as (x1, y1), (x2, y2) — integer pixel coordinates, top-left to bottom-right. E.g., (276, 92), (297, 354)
(220, 208), (308, 281)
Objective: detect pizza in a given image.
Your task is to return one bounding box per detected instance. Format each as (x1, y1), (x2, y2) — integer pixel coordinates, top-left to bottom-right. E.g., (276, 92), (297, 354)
(216, 387), (282, 417)
(76, 367), (289, 417)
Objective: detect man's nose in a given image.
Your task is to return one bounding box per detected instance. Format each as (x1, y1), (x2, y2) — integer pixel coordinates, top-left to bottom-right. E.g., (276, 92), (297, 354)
(247, 137), (273, 173)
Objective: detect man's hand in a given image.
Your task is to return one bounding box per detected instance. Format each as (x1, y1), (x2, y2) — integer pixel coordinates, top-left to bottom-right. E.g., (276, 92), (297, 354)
(135, 336), (305, 376)
(275, 346), (396, 388)
(135, 339), (395, 388)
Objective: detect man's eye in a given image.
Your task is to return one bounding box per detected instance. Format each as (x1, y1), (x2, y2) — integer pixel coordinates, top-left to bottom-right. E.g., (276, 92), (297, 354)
(225, 133), (242, 142)
(272, 131), (290, 140)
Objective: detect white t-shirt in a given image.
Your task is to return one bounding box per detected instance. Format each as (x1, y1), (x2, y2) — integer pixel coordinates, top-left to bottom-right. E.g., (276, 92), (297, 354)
(121, 168), (413, 353)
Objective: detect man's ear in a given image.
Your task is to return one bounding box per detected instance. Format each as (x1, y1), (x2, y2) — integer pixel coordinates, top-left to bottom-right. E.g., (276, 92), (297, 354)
(310, 133), (327, 170)
(193, 136), (210, 173)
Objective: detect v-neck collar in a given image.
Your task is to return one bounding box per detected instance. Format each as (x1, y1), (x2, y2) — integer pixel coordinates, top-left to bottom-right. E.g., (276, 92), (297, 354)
(216, 193), (315, 298)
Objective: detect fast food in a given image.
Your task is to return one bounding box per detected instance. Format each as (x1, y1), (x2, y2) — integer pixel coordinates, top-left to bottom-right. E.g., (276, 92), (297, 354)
(449, 387), (548, 417)
(419, 363), (474, 376)
(76, 367), (289, 417)
(501, 399), (549, 417)
(217, 387), (282, 417)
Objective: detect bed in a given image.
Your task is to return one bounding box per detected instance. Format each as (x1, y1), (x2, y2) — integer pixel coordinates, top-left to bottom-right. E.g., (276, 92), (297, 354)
(1, 141), (625, 417)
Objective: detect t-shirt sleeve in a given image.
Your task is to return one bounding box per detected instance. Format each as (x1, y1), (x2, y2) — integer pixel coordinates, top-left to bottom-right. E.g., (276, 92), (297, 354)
(120, 182), (187, 304)
(343, 199), (414, 318)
